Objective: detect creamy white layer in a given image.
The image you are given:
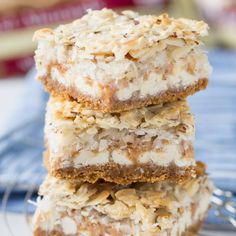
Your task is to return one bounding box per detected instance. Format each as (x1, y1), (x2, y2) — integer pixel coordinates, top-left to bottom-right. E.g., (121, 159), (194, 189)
(33, 175), (213, 236)
(45, 98), (195, 169)
(36, 39), (211, 102)
(59, 143), (195, 168)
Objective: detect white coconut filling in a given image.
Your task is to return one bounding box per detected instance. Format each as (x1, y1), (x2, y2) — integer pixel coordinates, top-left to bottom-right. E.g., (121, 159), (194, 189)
(55, 142), (195, 168)
(50, 50), (210, 101)
(46, 125), (193, 159)
(36, 38), (211, 102)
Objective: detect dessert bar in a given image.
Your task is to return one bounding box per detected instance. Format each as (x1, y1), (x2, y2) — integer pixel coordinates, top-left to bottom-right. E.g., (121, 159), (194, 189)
(34, 9), (212, 112)
(45, 97), (195, 184)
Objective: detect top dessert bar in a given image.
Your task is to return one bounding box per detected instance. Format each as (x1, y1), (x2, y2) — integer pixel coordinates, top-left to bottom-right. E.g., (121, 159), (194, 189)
(34, 8), (212, 112)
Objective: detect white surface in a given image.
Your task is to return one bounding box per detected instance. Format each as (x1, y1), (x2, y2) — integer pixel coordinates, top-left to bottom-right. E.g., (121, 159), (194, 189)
(0, 213), (32, 236)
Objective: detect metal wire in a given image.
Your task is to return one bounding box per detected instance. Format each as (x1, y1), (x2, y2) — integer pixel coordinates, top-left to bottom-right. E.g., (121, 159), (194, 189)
(212, 188), (236, 228)
(1, 182), (17, 236)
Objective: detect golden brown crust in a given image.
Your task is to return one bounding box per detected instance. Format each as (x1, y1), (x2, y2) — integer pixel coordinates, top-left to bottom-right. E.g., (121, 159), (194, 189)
(49, 162), (197, 184)
(34, 219), (204, 236)
(39, 75), (208, 113)
(182, 220), (204, 236)
(34, 229), (58, 236)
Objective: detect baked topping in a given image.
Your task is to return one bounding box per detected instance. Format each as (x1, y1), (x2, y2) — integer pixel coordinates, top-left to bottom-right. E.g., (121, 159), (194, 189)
(38, 171), (212, 232)
(50, 97), (193, 131)
(34, 9), (208, 60)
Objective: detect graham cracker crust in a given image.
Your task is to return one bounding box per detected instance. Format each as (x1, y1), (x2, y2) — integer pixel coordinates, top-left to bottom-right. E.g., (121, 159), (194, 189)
(39, 74), (208, 113)
(49, 162), (196, 184)
(182, 220), (204, 236)
(34, 219), (205, 236)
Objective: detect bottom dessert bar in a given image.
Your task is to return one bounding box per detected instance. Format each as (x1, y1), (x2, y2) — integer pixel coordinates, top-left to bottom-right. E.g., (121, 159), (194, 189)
(33, 174), (213, 236)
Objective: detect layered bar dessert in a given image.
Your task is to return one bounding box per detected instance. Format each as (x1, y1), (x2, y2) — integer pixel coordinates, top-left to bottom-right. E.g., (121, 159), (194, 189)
(33, 170), (213, 236)
(34, 9), (212, 112)
(45, 97), (196, 184)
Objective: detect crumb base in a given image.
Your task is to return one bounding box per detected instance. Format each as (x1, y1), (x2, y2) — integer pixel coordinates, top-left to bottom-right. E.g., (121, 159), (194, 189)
(49, 162), (197, 184)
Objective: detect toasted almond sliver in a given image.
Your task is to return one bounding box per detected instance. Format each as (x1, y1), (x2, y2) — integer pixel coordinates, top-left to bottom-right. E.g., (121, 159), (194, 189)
(86, 190), (111, 206)
(115, 189), (139, 207)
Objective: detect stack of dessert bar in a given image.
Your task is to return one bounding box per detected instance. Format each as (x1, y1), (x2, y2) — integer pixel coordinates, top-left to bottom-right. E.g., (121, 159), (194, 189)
(33, 9), (213, 236)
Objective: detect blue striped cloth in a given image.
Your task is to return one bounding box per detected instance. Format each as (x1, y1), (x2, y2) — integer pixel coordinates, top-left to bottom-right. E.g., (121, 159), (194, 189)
(189, 49), (236, 192)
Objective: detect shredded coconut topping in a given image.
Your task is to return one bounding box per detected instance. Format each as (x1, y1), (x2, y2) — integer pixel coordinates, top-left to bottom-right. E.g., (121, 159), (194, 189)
(34, 8), (209, 60)
(38, 171), (212, 232)
(50, 97), (194, 131)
